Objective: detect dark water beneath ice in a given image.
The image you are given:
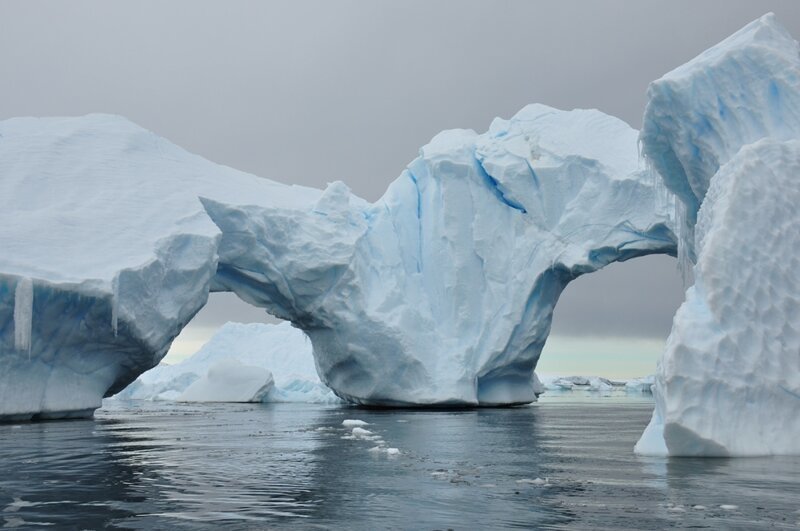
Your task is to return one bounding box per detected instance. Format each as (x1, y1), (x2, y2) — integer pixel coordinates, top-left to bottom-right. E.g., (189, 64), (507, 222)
(1, 396), (799, 529)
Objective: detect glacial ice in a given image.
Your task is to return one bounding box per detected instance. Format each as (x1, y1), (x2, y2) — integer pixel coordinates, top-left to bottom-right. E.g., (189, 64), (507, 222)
(0, 115), (320, 419)
(177, 359), (274, 403)
(0, 105), (674, 417)
(638, 139), (800, 456)
(636, 14), (800, 456)
(206, 104), (676, 406)
(640, 12), (800, 263)
(115, 321), (340, 404)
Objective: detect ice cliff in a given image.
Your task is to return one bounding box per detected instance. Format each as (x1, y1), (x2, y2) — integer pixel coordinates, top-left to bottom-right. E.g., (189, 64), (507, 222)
(635, 14), (800, 456)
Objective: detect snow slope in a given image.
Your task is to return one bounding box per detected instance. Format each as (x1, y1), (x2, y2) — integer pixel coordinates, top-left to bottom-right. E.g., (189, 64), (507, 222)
(636, 14), (800, 456)
(116, 321), (339, 404)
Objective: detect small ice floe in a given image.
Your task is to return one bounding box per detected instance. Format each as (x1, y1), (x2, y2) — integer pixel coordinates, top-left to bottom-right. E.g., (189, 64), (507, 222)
(396, 419), (408, 423)
(351, 427), (377, 439)
(719, 504), (739, 511)
(667, 505), (686, 513)
(368, 446), (400, 456)
(692, 505), (707, 510)
(342, 419), (368, 428)
(516, 477), (548, 486)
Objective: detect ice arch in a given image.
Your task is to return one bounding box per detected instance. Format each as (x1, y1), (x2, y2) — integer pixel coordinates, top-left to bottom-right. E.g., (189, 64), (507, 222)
(0, 104), (675, 419)
(204, 104), (677, 405)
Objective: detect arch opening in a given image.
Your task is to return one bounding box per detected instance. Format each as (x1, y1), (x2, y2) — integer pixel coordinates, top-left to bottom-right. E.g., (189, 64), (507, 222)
(536, 255), (683, 389)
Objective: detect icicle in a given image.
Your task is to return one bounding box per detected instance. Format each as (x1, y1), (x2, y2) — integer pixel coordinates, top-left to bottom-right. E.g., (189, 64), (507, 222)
(645, 157), (673, 220)
(13, 277), (33, 356)
(674, 200), (695, 285)
(644, 156), (693, 285)
(111, 274), (119, 337)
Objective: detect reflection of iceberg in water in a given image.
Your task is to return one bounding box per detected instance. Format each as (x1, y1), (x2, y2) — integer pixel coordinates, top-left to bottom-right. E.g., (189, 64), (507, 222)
(0, 402), (330, 528)
(2, 402), (799, 528)
(96, 402), (327, 525)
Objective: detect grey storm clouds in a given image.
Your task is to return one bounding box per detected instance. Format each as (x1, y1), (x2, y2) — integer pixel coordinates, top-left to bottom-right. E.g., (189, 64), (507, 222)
(2, 1), (798, 339)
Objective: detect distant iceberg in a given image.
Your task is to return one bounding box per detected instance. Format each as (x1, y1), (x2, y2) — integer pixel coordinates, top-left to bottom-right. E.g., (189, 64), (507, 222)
(115, 322), (340, 404)
(537, 374), (651, 395)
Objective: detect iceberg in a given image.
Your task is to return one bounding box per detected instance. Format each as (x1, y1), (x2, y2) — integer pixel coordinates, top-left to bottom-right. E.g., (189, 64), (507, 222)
(0, 104), (676, 418)
(206, 104), (676, 406)
(636, 14), (800, 456)
(624, 375), (655, 394)
(178, 359), (274, 403)
(0, 115), (321, 419)
(116, 321), (340, 404)
(537, 374), (640, 395)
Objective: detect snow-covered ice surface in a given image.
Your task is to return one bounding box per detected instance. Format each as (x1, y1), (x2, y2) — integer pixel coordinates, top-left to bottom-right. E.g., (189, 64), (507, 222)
(115, 321), (340, 404)
(636, 14), (800, 456)
(207, 104), (676, 406)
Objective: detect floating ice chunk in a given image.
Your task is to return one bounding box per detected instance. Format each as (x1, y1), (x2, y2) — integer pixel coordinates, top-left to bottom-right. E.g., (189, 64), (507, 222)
(351, 427), (374, 439)
(719, 505), (739, 511)
(369, 446), (400, 456)
(342, 419), (369, 428)
(516, 478), (548, 485)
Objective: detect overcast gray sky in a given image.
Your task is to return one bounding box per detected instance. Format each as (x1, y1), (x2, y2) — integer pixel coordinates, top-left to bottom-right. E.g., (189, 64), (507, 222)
(2, 1), (798, 375)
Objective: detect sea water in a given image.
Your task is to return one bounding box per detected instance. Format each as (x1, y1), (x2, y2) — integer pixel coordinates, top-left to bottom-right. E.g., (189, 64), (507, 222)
(1, 396), (798, 529)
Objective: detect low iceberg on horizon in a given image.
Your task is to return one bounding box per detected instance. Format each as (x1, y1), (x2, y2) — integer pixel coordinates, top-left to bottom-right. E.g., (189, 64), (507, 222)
(537, 374), (654, 395)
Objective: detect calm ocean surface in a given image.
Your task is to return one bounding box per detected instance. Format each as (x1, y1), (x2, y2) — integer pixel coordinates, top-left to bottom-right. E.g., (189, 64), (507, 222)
(1, 395), (799, 529)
